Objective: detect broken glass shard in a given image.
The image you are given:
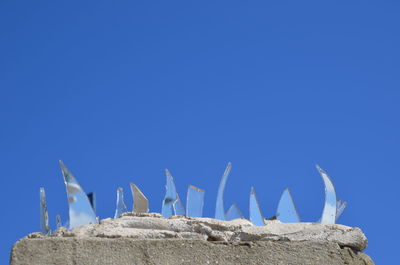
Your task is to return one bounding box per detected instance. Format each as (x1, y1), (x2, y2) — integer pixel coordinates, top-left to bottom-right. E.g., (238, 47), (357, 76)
(87, 192), (96, 214)
(130, 183), (149, 213)
(215, 162), (232, 220)
(173, 194), (185, 216)
(316, 165), (337, 224)
(336, 199), (347, 221)
(161, 169), (182, 218)
(186, 185), (205, 217)
(114, 187), (128, 218)
(276, 188), (300, 223)
(226, 203), (243, 220)
(249, 187), (265, 226)
(59, 160), (98, 229)
(56, 215), (62, 229)
(40, 187), (50, 235)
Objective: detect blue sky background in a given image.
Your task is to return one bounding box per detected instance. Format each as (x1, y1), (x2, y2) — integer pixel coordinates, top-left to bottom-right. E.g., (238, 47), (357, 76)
(1, 1), (399, 263)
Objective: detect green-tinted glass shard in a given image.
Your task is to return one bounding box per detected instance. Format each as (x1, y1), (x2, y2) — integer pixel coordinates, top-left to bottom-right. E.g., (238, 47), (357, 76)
(59, 160), (98, 229)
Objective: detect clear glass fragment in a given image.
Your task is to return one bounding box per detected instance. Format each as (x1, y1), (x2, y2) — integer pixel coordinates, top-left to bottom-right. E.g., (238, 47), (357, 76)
(86, 192), (96, 214)
(59, 160), (98, 229)
(249, 187), (265, 226)
(226, 203), (243, 220)
(316, 165), (337, 224)
(39, 187), (51, 235)
(130, 183), (149, 213)
(114, 187), (128, 218)
(173, 194), (185, 216)
(161, 169), (184, 218)
(336, 199), (347, 221)
(215, 162), (232, 220)
(56, 215), (62, 229)
(276, 188), (300, 223)
(186, 185), (205, 217)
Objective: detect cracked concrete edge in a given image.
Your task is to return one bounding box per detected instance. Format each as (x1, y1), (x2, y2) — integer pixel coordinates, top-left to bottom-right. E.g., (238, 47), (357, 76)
(27, 214), (368, 251)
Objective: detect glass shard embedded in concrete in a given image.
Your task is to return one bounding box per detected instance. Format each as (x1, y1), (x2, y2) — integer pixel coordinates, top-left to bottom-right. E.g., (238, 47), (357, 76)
(336, 199), (347, 221)
(173, 194), (185, 216)
(316, 165), (337, 224)
(249, 187), (265, 226)
(276, 188), (300, 223)
(40, 187), (51, 235)
(41, 161), (349, 227)
(87, 192), (96, 214)
(56, 215), (62, 229)
(226, 203), (243, 220)
(186, 185), (205, 217)
(130, 183), (149, 213)
(161, 169), (181, 218)
(114, 187), (128, 218)
(215, 162), (232, 220)
(60, 160), (98, 229)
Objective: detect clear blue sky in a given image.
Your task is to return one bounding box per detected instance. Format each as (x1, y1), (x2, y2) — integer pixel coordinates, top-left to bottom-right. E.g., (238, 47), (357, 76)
(1, 1), (399, 263)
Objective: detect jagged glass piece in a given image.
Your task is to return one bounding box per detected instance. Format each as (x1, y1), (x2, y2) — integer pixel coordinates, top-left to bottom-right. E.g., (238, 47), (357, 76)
(215, 162), (232, 220)
(87, 192), (96, 214)
(316, 165), (337, 224)
(186, 185), (205, 217)
(162, 169), (183, 218)
(336, 199), (347, 221)
(226, 203), (243, 220)
(39, 187), (50, 235)
(173, 194), (185, 216)
(60, 161), (98, 229)
(130, 183), (149, 213)
(56, 215), (62, 229)
(249, 187), (265, 226)
(114, 187), (128, 218)
(276, 188), (300, 223)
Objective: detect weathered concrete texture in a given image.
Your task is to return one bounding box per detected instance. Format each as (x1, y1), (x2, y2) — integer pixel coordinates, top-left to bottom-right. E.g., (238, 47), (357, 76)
(47, 213), (368, 251)
(11, 237), (374, 265)
(10, 214), (374, 264)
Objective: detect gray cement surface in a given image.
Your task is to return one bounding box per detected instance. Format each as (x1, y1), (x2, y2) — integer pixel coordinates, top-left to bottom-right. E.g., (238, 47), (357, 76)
(10, 215), (374, 264)
(10, 237), (374, 265)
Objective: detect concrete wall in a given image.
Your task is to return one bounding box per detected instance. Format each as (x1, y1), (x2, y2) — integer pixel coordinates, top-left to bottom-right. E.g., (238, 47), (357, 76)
(11, 237), (374, 265)
(10, 215), (374, 264)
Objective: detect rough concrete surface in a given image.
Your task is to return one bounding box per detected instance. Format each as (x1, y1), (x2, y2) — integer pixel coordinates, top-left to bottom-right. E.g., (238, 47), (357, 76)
(10, 213), (374, 265)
